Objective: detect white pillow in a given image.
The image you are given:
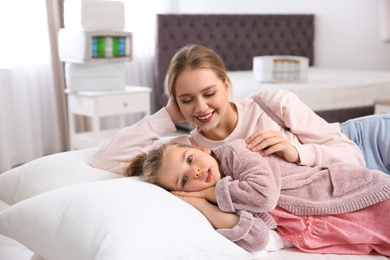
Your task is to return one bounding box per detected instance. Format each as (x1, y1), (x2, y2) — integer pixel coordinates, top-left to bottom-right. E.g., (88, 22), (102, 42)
(0, 178), (252, 260)
(0, 148), (121, 205)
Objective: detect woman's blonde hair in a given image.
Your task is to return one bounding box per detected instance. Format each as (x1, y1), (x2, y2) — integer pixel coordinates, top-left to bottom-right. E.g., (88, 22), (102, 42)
(126, 142), (191, 190)
(166, 44), (230, 101)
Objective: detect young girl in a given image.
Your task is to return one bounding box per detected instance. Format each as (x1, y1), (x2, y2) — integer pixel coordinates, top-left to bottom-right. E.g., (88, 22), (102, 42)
(91, 44), (390, 174)
(126, 139), (390, 255)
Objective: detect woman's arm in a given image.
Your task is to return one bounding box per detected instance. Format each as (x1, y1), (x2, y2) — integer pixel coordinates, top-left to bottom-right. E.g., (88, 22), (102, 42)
(246, 129), (300, 163)
(249, 89), (365, 167)
(91, 108), (190, 174)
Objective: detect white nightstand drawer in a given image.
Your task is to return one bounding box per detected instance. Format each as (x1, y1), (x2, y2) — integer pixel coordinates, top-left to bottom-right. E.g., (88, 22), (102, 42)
(96, 92), (150, 116)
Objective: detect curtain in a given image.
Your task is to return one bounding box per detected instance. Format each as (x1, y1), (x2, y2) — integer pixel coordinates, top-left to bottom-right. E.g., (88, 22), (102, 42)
(123, 0), (171, 112)
(0, 0), (174, 173)
(0, 0), (65, 173)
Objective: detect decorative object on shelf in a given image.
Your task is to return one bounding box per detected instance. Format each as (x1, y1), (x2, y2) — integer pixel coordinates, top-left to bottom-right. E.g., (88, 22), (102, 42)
(58, 0), (131, 92)
(58, 29), (132, 63)
(64, 62), (126, 92)
(64, 0), (125, 30)
(253, 55), (309, 83)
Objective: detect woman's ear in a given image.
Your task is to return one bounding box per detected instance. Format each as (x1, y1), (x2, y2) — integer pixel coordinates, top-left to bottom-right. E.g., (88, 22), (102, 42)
(225, 77), (231, 96)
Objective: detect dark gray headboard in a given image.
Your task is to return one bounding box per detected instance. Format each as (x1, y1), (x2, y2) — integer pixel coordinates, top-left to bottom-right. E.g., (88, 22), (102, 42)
(154, 14), (315, 110)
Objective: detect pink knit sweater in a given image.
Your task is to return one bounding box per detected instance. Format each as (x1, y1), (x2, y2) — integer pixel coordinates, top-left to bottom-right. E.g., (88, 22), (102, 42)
(212, 139), (390, 253)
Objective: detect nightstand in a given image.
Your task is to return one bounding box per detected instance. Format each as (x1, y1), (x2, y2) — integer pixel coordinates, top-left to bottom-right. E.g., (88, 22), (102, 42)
(66, 86), (152, 150)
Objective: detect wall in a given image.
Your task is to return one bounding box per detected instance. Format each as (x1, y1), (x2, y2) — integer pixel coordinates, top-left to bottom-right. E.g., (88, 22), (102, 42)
(170, 0), (390, 71)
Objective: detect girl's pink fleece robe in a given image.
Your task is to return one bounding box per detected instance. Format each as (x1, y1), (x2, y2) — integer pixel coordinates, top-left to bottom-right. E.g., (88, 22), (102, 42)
(91, 89), (364, 174)
(212, 139), (390, 254)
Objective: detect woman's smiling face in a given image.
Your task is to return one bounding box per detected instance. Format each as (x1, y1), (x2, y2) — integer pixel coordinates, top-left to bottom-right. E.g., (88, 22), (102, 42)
(174, 68), (230, 133)
(158, 145), (222, 192)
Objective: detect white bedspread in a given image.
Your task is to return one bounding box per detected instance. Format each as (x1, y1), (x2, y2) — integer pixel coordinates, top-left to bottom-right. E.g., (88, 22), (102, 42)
(228, 67), (390, 111)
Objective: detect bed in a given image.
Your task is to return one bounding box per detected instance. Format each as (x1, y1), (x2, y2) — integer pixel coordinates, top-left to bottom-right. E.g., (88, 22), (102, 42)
(0, 147), (388, 260)
(0, 149), (286, 260)
(0, 14), (389, 260)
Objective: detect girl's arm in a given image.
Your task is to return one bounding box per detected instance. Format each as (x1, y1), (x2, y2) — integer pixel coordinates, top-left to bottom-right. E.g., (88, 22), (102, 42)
(176, 195), (272, 253)
(213, 139), (281, 214)
(91, 108), (191, 174)
(171, 186), (217, 204)
(175, 195), (239, 229)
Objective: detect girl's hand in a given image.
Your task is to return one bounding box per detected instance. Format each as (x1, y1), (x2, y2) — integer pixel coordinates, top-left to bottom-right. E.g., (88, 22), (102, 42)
(171, 186), (216, 204)
(174, 194), (239, 229)
(166, 97), (186, 124)
(246, 129), (300, 163)
(174, 194), (208, 211)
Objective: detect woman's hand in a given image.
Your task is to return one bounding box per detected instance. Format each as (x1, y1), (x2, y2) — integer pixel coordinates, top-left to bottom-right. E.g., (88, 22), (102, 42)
(166, 97), (186, 124)
(246, 129), (300, 163)
(171, 186), (216, 204)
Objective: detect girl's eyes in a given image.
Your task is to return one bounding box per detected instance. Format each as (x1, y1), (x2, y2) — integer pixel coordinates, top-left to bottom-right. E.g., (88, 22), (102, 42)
(187, 155), (193, 164)
(182, 155), (193, 187)
(182, 176), (188, 187)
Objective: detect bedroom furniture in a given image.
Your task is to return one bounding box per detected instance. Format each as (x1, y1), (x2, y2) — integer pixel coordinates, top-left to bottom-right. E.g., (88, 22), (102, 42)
(66, 86), (151, 149)
(375, 97), (390, 114)
(154, 14), (389, 123)
(252, 55), (309, 82)
(228, 68), (390, 113)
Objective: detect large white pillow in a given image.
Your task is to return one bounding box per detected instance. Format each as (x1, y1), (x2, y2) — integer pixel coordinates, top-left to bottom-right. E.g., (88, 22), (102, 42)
(0, 148), (121, 205)
(0, 178), (252, 260)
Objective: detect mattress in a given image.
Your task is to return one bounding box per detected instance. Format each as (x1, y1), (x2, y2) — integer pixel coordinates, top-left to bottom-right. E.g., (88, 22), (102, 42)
(228, 67), (390, 111)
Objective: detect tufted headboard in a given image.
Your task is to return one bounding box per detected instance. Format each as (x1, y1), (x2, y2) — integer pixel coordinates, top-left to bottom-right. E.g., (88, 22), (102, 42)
(154, 14), (315, 110)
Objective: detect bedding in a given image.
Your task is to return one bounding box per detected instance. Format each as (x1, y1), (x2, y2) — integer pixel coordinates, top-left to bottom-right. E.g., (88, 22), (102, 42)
(0, 147), (388, 260)
(228, 67), (390, 111)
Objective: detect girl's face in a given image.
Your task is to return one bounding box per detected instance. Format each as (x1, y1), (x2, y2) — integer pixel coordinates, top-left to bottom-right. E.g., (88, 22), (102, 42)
(158, 145), (222, 192)
(174, 69), (232, 133)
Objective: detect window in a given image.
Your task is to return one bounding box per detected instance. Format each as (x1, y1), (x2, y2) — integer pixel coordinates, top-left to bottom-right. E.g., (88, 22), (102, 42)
(0, 1), (49, 69)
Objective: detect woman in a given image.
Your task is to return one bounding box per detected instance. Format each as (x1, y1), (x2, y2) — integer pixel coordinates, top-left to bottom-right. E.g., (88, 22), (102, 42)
(91, 44), (389, 174)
